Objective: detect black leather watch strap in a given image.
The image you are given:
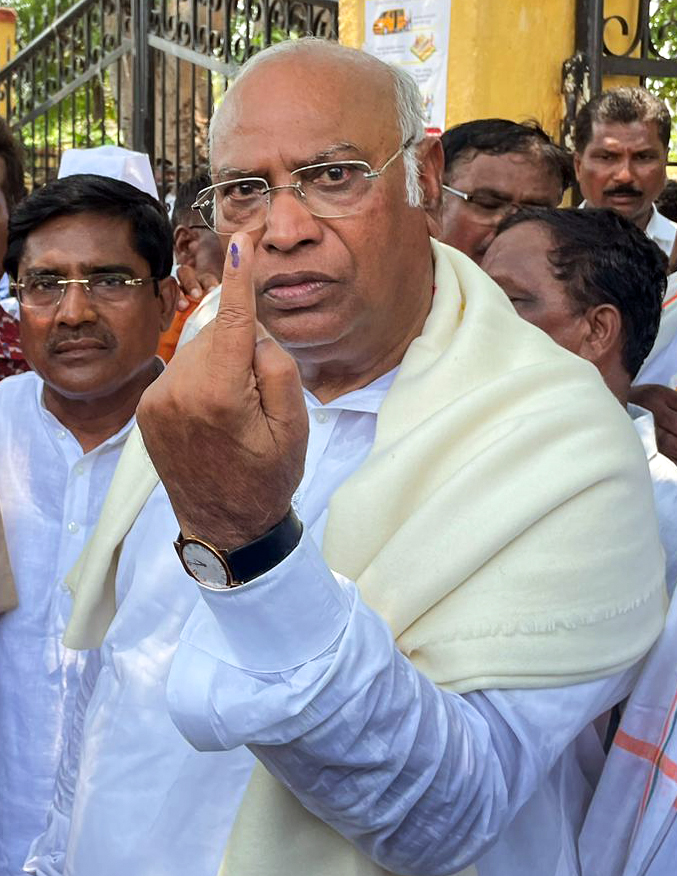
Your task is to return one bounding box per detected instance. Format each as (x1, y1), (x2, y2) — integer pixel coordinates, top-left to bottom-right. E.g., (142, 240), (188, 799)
(226, 507), (303, 583)
(176, 508), (303, 587)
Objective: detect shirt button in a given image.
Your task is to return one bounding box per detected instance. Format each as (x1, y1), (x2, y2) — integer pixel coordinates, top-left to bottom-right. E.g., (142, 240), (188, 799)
(74, 464), (84, 476)
(55, 429), (67, 440)
(67, 521), (79, 534)
(314, 410), (329, 424)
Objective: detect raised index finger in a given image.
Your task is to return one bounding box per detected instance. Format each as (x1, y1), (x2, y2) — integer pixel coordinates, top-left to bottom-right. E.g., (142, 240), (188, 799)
(211, 232), (257, 373)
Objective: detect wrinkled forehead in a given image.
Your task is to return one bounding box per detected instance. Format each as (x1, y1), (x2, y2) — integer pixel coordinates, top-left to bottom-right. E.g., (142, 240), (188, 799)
(211, 54), (400, 173)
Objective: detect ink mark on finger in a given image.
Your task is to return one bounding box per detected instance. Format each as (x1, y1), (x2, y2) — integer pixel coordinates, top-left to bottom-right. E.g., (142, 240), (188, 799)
(230, 242), (240, 268)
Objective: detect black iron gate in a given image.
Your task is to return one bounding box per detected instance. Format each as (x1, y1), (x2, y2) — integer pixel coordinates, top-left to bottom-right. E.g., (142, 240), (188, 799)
(563, 0), (677, 150)
(0, 0), (339, 198)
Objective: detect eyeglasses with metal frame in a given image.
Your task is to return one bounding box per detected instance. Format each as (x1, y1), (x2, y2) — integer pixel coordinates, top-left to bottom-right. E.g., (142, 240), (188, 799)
(192, 138), (415, 234)
(442, 184), (524, 226)
(12, 273), (160, 309)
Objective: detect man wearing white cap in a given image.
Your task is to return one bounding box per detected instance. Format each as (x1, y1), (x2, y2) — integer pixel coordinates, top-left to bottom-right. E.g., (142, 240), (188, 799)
(57, 144), (160, 199)
(0, 172), (176, 875)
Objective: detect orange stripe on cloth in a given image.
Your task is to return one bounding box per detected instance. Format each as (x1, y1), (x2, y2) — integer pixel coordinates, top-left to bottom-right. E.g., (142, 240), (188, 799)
(614, 729), (677, 783)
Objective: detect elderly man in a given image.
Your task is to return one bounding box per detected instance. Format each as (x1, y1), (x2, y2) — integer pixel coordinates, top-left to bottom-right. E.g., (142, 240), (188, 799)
(575, 87), (676, 257)
(0, 174), (176, 875)
(439, 118), (572, 262)
(121, 38), (666, 876)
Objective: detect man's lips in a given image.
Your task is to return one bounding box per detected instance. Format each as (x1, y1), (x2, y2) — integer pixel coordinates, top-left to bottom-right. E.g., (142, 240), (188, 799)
(261, 273), (336, 307)
(52, 337), (109, 355)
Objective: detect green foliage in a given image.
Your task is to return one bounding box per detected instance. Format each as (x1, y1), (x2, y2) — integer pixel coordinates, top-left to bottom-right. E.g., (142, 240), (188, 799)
(648, 0), (677, 160)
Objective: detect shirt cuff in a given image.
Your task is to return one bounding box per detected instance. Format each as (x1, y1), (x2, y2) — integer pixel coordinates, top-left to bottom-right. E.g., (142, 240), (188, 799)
(196, 527), (352, 673)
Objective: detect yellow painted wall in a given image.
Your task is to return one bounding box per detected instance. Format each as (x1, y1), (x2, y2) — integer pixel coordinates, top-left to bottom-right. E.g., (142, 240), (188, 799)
(339, 0), (641, 141)
(0, 8), (16, 70)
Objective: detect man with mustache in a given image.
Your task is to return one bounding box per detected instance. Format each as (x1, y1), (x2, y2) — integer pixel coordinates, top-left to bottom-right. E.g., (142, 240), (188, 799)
(574, 87), (675, 257)
(0, 173), (177, 875)
(575, 88), (677, 463)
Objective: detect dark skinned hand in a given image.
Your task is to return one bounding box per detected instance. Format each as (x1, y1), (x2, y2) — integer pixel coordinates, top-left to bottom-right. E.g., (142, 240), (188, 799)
(137, 233), (309, 549)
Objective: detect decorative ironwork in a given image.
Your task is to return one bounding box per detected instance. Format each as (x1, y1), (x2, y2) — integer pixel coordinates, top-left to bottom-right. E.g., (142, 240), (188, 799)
(562, 0), (677, 154)
(0, 0), (338, 194)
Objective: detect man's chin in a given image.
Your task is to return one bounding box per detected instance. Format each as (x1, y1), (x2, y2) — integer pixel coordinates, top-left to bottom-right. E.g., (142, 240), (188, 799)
(602, 196), (649, 223)
(264, 316), (349, 357)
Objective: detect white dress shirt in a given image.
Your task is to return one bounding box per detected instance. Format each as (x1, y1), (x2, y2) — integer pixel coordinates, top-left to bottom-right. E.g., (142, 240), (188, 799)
(629, 404), (677, 596)
(645, 205), (677, 258)
(24, 485), (254, 876)
(166, 370), (639, 876)
(580, 201), (676, 257)
(0, 372), (132, 876)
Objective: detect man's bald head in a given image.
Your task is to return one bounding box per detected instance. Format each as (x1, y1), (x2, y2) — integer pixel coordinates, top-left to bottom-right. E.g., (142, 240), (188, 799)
(202, 37), (444, 390)
(210, 38), (426, 206)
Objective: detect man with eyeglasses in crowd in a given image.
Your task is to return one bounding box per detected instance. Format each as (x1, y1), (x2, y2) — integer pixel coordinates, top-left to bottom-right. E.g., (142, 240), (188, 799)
(438, 118), (573, 263)
(0, 173), (177, 875)
(36, 38), (668, 876)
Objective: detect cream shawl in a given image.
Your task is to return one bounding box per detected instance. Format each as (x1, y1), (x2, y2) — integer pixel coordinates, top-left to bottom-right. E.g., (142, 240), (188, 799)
(62, 240), (666, 875)
(220, 240), (666, 876)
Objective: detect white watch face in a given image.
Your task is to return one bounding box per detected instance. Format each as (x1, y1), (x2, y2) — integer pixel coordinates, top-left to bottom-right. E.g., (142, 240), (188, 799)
(181, 541), (232, 590)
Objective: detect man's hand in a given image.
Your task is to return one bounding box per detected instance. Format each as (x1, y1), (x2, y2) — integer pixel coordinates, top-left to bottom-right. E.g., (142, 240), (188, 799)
(137, 233), (309, 549)
(629, 383), (677, 463)
(175, 264), (221, 312)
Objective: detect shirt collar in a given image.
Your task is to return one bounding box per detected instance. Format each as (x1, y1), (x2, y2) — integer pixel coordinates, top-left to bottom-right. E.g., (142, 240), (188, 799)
(303, 366), (398, 415)
(35, 372), (147, 455)
(645, 204), (677, 248)
(628, 403), (659, 462)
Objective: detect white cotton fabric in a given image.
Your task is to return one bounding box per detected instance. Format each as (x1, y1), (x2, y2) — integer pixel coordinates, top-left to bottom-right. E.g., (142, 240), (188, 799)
(576, 409), (677, 875)
(645, 205), (677, 258)
(629, 405), (677, 597)
(57, 146), (159, 199)
(0, 372), (132, 875)
(23, 487), (254, 876)
(636, 273), (677, 388)
(27, 366), (639, 876)
(176, 285), (221, 349)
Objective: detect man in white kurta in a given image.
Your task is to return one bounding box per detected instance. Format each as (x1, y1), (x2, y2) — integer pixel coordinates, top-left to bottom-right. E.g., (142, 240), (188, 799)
(0, 173), (176, 875)
(129, 40), (666, 876)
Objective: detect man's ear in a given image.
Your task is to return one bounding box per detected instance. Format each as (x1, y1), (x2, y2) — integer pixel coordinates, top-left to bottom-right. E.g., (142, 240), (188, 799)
(416, 135), (444, 237)
(579, 303), (622, 366)
(156, 277), (180, 331)
(173, 225), (197, 267)
(573, 151), (582, 183)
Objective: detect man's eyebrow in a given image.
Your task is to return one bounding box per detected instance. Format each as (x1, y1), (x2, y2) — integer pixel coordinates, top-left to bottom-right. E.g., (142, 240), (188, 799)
(302, 142), (362, 164)
(23, 264), (136, 275)
(214, 143), (363, 181)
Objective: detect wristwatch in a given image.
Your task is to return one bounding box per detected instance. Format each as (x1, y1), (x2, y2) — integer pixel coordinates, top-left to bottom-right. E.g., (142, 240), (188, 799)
(174, 507), (303, 591)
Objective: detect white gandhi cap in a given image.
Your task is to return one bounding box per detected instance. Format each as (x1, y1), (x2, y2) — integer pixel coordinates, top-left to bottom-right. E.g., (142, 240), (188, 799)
(57, 145), (159, 199)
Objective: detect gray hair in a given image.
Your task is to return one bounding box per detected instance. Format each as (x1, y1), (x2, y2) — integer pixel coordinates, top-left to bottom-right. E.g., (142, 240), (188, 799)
(209, 38), (427, 206)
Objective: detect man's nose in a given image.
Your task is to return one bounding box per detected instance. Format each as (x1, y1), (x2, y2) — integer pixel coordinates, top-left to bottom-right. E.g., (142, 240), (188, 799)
(54, 281), (98, 325)
(612, 159), (634, 184)
(260, 187), (323, 253)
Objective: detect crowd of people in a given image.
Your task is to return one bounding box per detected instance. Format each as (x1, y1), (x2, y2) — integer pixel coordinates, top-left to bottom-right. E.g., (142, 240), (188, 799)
(1, 36), (677, 876)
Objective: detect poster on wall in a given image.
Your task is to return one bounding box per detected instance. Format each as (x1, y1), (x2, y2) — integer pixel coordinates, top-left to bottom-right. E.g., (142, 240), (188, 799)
(362, 0), (451, 135)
